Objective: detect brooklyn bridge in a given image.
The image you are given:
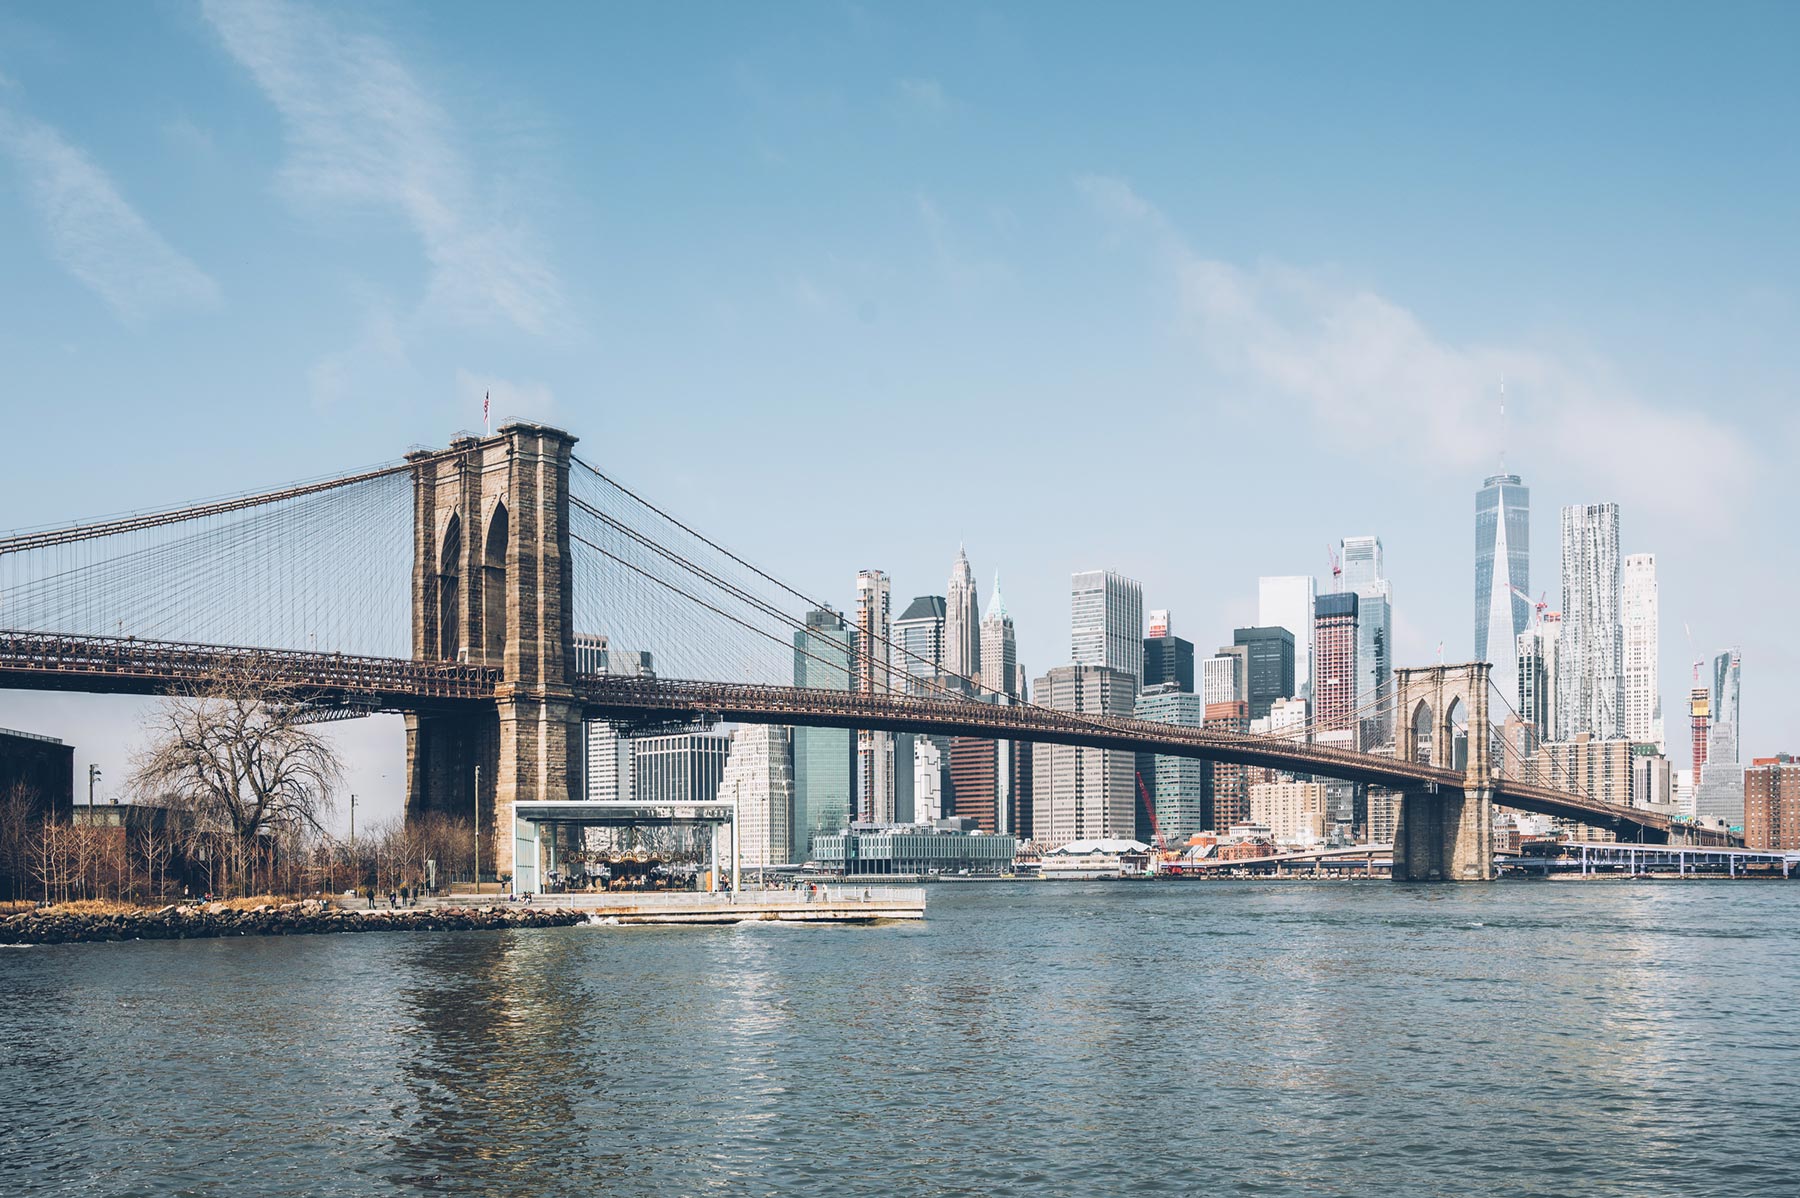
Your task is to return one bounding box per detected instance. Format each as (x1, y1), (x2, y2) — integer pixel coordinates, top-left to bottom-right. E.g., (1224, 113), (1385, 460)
(0, 423), (1731, 884)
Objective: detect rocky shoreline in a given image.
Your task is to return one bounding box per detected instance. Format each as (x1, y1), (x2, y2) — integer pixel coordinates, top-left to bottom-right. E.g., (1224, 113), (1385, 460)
(0, 900), (587, 945)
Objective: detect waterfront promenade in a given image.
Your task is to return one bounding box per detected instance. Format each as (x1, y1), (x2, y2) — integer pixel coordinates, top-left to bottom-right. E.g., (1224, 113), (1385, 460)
(344, 886), (928, 925)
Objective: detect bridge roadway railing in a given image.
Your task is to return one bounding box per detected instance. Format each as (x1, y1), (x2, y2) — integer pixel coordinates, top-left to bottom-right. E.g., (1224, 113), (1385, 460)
(574, 675), (1672, 836)
(0, 637), (1691, 840)
(0, 630), (498, 706)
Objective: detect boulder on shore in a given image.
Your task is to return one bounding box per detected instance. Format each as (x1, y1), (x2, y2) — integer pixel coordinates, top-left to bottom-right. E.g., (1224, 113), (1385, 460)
(0, 902), (585, 945)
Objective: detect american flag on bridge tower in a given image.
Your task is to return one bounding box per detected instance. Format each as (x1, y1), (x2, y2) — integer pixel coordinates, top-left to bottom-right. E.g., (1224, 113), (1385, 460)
(483, 390), (490, 434)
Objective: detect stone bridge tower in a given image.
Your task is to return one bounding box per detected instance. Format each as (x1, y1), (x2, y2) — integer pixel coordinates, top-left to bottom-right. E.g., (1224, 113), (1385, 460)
(404, 423), (583, 880)
(1392, 662), (1494, 881)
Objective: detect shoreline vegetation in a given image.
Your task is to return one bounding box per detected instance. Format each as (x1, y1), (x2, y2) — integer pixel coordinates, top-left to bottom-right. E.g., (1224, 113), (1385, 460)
(0, 898), (585, 946)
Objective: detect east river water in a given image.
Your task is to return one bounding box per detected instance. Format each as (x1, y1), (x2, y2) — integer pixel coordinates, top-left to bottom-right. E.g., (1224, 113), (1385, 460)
(3, 881), (1797, 1197)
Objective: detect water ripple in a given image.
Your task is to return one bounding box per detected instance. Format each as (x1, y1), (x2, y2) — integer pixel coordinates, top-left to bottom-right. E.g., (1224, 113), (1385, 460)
(1, 882), (1797, 1196)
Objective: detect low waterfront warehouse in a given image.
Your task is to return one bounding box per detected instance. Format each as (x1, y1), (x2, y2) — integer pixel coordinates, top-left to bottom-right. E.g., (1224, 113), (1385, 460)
(810, 817), (1017, 876)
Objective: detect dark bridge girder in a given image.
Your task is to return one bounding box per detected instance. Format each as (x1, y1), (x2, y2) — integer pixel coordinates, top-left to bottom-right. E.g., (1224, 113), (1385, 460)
(0, 630), (497, 713)
(0, 630), (1719, 848)
(572, 676), (1695, 844)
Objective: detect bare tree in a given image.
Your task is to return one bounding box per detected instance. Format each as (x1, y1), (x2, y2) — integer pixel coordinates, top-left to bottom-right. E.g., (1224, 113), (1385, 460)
(137, 819), (172, 902)
(129, 674), (343, 896)
(0, 782), (37, 902)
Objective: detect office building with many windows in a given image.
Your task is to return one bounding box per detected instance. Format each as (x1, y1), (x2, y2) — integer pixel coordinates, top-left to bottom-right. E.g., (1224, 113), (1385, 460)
(1135, 686), (1206, 842)
(1622, 553), (1661, 748)
(1746, 756), (1800, 851)
(1143, 627), (1196, 693)
(718, 725), (793, 869)
(1204, 700), (1251, 830)
(633, 731), (733, 805)
(1231, 626), (1296, 721)
(1313, 592), (1360, 739)
(1558, 503), (1623, 740)
(1031, 664), (1138, 849)
(1341, 535), (1393, 746)
(891, 594), (946, 695)
(855, 570), (894, 824)
(1517, 614), (1560, 739)
(1203, 648), (1246, 705)
(1071, 570), (1145, 678)
(792, 608), (855, 862)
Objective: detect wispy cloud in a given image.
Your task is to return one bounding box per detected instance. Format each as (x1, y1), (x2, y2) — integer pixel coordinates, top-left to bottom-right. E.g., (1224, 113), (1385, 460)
(0, 108), (219, 321)
(201, 0), (561, 335)
(1078, 174), (1756, 523)
(454, 367), (556, 428)
(916, 193), (1008, 290)
(897, 76), (951, 118)
(308, 303), (410, 408)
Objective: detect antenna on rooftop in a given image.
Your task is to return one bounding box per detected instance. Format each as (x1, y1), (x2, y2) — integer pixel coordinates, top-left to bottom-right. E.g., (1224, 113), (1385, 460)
(1498, 376), (1508, 474)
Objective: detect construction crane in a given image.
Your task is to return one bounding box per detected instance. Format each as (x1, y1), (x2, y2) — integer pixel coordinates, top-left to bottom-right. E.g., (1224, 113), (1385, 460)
(1508, 586), (1550, 627)
(1326, 543), (1341, 592)
(1134, 770), (1164, 850)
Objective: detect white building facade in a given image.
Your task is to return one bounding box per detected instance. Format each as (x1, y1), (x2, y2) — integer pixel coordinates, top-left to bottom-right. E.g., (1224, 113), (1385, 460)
(1258, 575), (1315, 701)
(1558, 503), (1623, 740)
(1031, 664), (1138, 849)
(1250, 780), (1331, 846)
(1622, 552), (1661, 749)
(1071, 569), (1145, 678)
(855, 569), (894, 823)
(720, 725), (794, 869)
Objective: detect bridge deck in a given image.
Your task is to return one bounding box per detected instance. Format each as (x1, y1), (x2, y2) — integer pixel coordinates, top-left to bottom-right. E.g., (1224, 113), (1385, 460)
(0, 630), (1725, 845)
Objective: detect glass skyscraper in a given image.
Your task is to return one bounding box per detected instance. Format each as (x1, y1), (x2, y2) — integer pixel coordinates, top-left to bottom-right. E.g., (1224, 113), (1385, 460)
(1475, 473), (1531, 707)
(892, 594), (946, 695)
(1340, 535), (1393, 746)
(792, 608), (854, 862)
(1135, 687), (1206, 842)
(1231, 626), (1296, 721)
(1711, 649), (1741, 765)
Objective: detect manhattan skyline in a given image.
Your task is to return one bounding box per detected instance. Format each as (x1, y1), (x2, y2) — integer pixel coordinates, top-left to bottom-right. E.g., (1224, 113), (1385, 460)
(1, 2), (1795, 827)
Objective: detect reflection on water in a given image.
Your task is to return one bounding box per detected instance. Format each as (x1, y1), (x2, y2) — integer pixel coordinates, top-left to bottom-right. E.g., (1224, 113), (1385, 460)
(388, 932), (610, 1192)
(2, 882), (1798, 1197)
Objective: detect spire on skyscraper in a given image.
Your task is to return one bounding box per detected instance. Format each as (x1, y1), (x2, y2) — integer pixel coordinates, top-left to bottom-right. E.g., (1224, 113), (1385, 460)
(944, 546), (981, 683)
(985, 571), (1008, 622)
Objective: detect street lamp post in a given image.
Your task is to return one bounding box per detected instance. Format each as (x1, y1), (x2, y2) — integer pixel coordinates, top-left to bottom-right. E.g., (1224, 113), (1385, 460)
(348, 793), (357, 894)
(473, 764), (481, 890)
(87, 763), (100, 817)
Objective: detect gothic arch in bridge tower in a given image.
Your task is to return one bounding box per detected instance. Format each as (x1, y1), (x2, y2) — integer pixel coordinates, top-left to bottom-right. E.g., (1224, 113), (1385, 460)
(1395, 665), (1487, 773)
(1409, 698), (1434, 766)
(438, 513), (462, 662)
(1444, 696), (1467, 772)
(1391, 662), (1494, 882)
(483, 500), (508, 665)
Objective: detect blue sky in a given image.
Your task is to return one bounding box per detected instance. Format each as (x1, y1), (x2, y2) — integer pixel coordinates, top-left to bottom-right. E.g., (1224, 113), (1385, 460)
(2, 1), (1796, 826)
